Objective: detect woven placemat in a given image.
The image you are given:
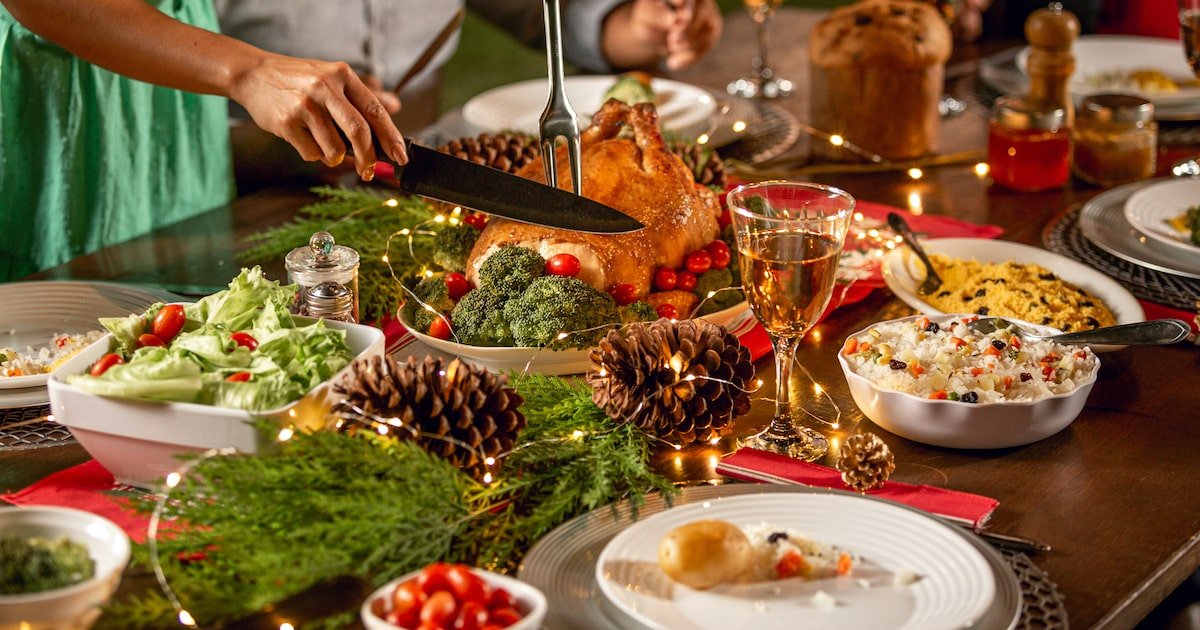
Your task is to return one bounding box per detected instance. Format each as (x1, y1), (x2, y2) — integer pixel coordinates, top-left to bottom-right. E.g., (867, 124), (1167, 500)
(1043, 205), (1200, 310)
(710, 100), (802, 165)
(0, 404), (74, 451)
(1002, 550), (1069, 629)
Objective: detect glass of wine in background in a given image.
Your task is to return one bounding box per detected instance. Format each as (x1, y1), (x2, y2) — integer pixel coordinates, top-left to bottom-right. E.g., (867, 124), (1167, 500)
(1180, 0), (1200, 76)
(727, 182), (854, 461)
(727, 0), (793, 99)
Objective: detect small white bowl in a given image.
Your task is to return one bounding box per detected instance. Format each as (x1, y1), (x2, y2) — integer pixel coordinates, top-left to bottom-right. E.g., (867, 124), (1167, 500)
(0, 506), (131, 630)
(361, 567), (547, 630)
(837, 314), (1100, 449)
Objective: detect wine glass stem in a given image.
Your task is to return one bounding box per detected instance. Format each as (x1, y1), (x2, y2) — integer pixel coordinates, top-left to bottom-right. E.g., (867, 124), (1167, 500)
(770, 333), (801, 435)
(754, 16), (772, 80)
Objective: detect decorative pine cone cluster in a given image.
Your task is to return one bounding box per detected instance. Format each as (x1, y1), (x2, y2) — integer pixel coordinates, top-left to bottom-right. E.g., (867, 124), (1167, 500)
(586, 318), (754, 447)
(333, 355), (525, 479)
(437, 133), (541, 174)
(669, 140), (726, 188)
(836, 432), (895, 493)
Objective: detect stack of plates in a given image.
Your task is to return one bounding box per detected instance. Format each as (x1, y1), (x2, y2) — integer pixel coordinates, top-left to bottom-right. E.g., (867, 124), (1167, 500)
(520, 485), (1020, 630)
(1079, 178), (1200, 281)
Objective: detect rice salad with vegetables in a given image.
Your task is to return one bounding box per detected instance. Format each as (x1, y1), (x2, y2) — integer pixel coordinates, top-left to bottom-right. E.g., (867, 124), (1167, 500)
(841, 315), (1099, 403)
(1, 331), (105, 378)
(742, 522), (854, 582)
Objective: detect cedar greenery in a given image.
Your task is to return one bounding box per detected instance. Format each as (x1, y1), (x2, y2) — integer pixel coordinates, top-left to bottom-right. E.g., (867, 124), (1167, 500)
(239, 187), (440, 323)
(100, 374), (674, 628)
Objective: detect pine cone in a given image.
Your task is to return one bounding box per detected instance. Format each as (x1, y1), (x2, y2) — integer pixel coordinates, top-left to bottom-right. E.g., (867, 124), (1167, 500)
(836, 433), (896, 493)
(586, 318), (753, 447)
(437, 133), (541, 174)
(669, 141), (726, 188)
(333, 355), (525, 479)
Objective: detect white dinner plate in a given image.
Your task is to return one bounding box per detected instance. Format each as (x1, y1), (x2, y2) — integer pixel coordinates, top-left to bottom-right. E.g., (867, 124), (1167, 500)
(1123, 178), (1200, 259)
(403, 301), (753, 375)
(595, 493), (995, 630)
(881, 238), (1144, 353)
(1080, 179), (1200, 279)
(0, 281), (178, 406)
(463, 76), (717, 138)
(1017, 36), (1200, 106)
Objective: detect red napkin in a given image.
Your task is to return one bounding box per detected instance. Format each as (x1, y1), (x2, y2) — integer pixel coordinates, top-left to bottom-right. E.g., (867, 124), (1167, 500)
(717, 448), (999, 529)
(1, 460), (150, 542)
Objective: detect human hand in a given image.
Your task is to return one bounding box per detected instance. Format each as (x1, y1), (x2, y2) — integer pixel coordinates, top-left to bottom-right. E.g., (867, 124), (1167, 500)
(363, 74), (402, 115)
(229, 55), (408, 181)
(614, 0), (722, 71)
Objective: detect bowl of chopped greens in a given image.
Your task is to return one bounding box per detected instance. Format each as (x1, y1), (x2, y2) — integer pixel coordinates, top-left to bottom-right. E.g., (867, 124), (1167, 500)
(0, 506), (130, 629)
(47, 267), (385, 486)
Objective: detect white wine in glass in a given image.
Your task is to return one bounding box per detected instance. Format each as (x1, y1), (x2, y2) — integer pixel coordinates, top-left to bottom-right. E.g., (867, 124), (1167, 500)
(727, 0), (793, 99)
(729, 182), (854, 462)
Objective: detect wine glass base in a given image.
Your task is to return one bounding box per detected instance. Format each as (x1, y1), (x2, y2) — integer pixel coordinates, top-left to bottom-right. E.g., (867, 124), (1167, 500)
(742, 425), (828, 462)
(726, 77), (794, 100)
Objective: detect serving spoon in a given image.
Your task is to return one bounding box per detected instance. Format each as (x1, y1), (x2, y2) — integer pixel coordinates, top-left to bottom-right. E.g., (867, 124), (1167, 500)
(966, 317), (1191, 346)
(887, 212), (943, 295)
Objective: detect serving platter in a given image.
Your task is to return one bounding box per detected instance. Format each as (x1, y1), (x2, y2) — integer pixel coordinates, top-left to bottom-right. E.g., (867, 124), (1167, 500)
(1123, 178), (1200, 259)
(519, 484), (1021, 630)
(881, 238), (1144, 353)
(463, 76), (717, 138)
(1079, 179), (1200, 280)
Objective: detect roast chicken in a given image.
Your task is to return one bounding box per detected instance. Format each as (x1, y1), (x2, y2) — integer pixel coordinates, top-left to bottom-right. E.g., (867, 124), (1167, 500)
(465, 99), (722, 296)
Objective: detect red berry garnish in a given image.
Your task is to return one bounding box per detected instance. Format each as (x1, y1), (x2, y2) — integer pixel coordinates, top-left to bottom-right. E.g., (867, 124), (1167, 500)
(656, 304), (679, 319)
(546, 253), (581, 277)
(653, 267), (678, 292)
(608, 283), (638, 306)
(463, 213), (487, 230)
(685, 250), (712, 275)
(677, 271), (697, 292)
(704, 240), (731, 270)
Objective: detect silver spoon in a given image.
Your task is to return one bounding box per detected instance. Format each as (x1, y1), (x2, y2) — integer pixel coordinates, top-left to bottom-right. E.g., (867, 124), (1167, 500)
(887, 212), (943, 295)
(966, 317), (1191, 346)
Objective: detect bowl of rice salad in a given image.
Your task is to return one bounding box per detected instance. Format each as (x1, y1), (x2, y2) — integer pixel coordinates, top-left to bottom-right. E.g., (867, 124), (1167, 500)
(837, 314), (1100, 449)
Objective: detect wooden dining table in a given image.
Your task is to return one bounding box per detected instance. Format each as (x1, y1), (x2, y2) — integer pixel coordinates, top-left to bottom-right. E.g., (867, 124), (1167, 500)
(3, 8), (1200, 630)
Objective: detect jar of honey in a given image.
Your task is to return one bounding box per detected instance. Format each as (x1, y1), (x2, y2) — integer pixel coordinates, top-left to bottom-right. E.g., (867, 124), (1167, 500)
(1072, 94), (1157, 188)
(987, 96), (1071, 192)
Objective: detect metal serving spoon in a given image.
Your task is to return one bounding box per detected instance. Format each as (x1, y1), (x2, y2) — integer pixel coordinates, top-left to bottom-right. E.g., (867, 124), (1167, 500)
(887, 212), (943, 296)
(966, 317), (1191, 346)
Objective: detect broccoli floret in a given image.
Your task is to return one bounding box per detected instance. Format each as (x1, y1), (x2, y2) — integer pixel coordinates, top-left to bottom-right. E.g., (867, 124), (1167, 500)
(505, 276), (619, 348)
(478, 246), (546, 298)
(432, 224), (480, 273)
(1188, 205), (1200, 246)
(693, 268), (742, 315)
(619, 301), (657, 324)
(720, 224), (741, 280)
(400, 276), (455, 333)
(603, 72), (655, 105)
(450, 286), (514, 346)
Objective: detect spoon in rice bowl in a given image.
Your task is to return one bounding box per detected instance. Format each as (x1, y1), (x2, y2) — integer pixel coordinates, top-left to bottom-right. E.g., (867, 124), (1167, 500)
(967, 317), (1191, 346)
(887, 213), (942, 296)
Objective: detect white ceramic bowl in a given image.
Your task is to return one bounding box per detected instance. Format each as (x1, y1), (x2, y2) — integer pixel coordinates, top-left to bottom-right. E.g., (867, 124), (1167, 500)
(361, 568), (547, 630)
(837, 314), (1100, 449)
(0, 506), (131, 630)
(47, 310), (386, 487)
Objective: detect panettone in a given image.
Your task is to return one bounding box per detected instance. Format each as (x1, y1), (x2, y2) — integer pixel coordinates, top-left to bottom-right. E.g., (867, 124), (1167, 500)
(809, 0), (952, 160)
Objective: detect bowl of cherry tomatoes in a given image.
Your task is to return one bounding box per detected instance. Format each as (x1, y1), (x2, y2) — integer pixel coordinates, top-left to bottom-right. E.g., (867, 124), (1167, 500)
(362, 562), (547, 630)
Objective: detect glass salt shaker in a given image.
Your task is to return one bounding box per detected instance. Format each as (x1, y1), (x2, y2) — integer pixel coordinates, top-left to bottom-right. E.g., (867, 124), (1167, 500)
(285, 231), (360, 322)
(305, 282), (355, 322)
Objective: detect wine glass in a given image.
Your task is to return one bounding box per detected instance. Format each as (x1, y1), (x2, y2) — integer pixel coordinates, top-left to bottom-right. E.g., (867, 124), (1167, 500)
(1180, 0), (1200, 75)
(726, 0), (793, 99)
(727, 182), (854, 461)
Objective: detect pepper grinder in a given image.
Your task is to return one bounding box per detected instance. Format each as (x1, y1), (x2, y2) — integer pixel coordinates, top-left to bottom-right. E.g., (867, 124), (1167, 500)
(1024, 2), (1080, 127)
(285, 231), (360, 322)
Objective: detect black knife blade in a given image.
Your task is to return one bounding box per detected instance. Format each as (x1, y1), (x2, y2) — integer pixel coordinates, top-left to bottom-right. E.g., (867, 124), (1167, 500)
(374, 141), (643, 234)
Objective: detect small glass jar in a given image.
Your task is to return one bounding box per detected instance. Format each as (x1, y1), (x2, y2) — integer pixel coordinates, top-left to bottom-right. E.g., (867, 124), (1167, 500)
(285, 231), (360, 322)
(987, 96), (1071, 192)
(1072, 94), (1157, 188)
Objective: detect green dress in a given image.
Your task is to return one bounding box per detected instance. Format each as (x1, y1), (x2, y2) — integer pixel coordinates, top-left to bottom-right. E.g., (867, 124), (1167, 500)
(0, 0), (235, 281)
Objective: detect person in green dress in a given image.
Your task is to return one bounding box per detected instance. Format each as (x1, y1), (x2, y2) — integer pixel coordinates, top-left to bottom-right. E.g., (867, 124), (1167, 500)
(0, 0), (407, 281)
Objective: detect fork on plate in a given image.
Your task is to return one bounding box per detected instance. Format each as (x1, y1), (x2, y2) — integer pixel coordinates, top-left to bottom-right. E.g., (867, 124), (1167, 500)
(539, 0), (582, 196)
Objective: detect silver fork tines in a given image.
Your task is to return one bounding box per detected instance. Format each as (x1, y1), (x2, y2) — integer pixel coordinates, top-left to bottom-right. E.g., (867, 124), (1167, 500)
(540, 0), (582, 195)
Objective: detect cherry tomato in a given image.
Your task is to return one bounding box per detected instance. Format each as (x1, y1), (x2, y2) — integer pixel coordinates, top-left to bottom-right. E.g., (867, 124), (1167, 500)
(455, 601), (488, 630)
(608, 283), (638, 306)
(420, 591), (459, 627)
(488, 606), (523, 627)
(653, 267), (677, 292)
(137, 333), (165, 348)
(480, 626), (506, 630)
(676, 271), (697, 292)
(717, 208), (732, 230)
(685, 250), (712, 275)
(89, 353), (124, 377)
(418, 563), (454, 597)
(230, 331), (258, 351)
(444, 273), (471, 301)
(545, 253), (581, 277)
(151, 304), (186, 343)
(392, 580), (427, 620)
(655, 304), (679, 319)
(704, 240), (732, 270)
(428, 317), (453, 340)
(463, 213), (487, 230)
(386, 609), (420, 630)
(446, 565), (487, 605)
(225, 371), (252, 383)
(486, 587), (515, 611)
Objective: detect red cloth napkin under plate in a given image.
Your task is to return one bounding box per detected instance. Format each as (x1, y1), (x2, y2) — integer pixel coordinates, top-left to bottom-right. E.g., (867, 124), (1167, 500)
(717, 448), (999, 529)
(1, 460), (149, 541)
